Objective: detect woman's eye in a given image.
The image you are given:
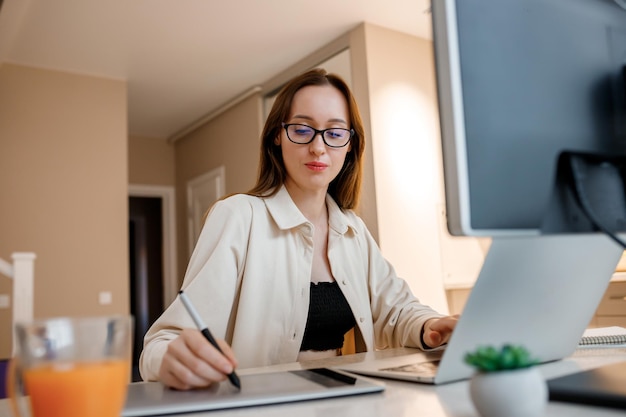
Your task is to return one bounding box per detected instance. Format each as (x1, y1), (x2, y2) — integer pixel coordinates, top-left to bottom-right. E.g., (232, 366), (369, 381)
(326, 130), (344, 139)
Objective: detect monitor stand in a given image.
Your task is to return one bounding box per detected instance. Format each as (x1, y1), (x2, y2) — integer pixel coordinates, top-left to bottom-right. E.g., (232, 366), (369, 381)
(438, 233), (623, 383)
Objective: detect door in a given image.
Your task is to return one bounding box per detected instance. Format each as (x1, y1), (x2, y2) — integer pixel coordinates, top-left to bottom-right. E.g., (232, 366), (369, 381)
(187, 166), (226, 256)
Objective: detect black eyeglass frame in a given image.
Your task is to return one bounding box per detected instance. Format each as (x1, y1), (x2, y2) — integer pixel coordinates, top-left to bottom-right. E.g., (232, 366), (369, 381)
(281, 123), (354, 148)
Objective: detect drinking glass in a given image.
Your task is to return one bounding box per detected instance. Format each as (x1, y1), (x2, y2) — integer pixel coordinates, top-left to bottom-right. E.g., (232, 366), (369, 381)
(8, 315), (133, 417)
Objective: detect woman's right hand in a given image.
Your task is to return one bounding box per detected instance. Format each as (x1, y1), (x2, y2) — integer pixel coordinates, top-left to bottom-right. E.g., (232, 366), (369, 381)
(158, 328), (238, 390)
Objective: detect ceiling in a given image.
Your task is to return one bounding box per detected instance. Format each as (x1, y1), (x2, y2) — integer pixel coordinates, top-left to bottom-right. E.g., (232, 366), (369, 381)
(0, 0), (433, 140)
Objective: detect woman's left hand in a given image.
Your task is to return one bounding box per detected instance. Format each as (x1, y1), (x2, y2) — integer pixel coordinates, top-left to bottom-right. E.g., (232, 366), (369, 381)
(422, 315), (459, 348)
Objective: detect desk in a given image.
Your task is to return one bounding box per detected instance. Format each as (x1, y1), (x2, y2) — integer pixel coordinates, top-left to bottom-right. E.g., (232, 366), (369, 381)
(1, 348), (625, 417)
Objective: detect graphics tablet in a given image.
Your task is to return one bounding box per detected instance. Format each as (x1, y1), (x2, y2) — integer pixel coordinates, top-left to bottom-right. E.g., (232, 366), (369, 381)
(122, 368), (384, 416)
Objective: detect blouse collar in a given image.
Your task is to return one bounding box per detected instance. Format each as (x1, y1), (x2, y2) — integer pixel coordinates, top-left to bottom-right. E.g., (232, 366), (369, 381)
(263, 185), (358, 236)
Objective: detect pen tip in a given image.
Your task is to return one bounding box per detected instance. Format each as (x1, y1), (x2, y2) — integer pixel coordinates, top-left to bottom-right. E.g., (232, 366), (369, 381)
(229, 373), (241, 390)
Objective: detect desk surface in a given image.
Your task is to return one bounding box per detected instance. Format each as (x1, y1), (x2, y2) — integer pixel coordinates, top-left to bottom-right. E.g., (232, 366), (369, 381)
(1, 347), (626, 417)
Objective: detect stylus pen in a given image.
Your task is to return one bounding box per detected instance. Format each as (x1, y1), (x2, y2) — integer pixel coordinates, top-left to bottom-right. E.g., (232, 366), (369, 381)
(178, 290), (241, 389)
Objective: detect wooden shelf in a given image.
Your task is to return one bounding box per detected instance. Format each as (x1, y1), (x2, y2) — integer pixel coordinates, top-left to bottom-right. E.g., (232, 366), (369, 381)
(445, 278), (626, 324)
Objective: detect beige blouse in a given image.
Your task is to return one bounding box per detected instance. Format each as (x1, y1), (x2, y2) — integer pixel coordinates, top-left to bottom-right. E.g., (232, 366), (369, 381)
(139, 185), (443, 381)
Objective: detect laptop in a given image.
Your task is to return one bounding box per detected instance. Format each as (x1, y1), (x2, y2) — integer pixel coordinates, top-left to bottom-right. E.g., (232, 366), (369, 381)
(547, 361), (626, 409)
(337, 235), (624, 385)
(122, 368), (384, 416)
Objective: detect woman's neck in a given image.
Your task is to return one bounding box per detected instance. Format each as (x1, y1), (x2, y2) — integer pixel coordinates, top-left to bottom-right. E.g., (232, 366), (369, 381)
(284, 182), (328, 223)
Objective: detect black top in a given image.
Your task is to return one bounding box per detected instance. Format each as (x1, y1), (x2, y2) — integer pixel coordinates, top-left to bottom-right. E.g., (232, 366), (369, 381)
(300, 281), (356, 351)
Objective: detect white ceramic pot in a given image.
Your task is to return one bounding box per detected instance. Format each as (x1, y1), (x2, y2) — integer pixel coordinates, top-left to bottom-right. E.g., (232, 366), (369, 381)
(469, 367), (548, 417)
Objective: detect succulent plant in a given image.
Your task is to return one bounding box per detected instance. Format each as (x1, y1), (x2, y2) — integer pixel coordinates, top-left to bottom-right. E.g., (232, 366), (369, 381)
(464, 344), (538, 372)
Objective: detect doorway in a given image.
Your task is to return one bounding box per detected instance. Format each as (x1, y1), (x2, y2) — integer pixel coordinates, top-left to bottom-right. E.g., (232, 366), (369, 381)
(127, 184), (177, 382)
(129, 196), (164, 381)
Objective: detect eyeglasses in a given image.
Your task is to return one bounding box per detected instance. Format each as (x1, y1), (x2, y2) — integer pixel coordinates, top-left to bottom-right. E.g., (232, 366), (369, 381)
(282, 123), (353, 148)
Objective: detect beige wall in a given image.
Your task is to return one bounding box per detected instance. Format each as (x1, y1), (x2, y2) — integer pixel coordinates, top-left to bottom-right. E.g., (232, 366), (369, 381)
(128, 135), (176, 186)
(347, 24), (379, 243)
(173, 94), (262, 278)
(0, 64), (129, 358)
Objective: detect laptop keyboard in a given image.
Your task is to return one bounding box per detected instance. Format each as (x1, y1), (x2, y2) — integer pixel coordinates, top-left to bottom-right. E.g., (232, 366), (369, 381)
(381, 360), (441, 377)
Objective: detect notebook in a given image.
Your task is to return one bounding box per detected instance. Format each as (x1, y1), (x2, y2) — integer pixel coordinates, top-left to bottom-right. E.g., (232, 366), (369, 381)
(337, 235), (624, 385)
(121, 368), (384, 416)
(548, 361), (626, 409)
(579, 326), (626, 347)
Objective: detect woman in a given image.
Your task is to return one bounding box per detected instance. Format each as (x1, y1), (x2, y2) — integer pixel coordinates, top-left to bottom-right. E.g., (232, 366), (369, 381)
(140, 68), (458, 390)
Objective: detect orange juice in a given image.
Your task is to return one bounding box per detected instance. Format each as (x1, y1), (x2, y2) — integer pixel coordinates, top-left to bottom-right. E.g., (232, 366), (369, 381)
(23, 359), (129, 417)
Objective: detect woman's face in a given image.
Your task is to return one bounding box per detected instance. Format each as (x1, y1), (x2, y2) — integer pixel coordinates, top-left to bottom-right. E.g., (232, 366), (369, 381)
(277, 84), (351, 196)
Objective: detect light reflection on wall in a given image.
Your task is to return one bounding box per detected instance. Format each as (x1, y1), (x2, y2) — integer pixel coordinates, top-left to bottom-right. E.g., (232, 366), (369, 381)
(375, 82), (441, 208)
(371, 80), (487, 313)
(370, 80), (449, 313)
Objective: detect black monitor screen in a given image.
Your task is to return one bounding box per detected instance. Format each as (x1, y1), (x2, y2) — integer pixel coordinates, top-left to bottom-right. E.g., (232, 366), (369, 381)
(432, 0), (626, 236)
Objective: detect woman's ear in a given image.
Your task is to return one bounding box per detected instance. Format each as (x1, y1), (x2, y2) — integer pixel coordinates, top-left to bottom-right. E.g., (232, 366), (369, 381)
(274, 136), (281, 145)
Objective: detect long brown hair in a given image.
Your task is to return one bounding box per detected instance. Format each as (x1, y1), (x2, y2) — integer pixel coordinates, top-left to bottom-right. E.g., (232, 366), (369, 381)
(247, 68), (365, 210)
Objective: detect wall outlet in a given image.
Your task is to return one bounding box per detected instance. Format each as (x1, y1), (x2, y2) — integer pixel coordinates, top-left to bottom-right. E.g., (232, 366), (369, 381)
(0, 294), (10, 309)
(99, 291), (112, 305)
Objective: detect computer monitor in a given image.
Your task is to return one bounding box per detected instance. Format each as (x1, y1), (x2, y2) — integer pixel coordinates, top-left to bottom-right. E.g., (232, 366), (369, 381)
(430, 0), (626, 365)
(431, 0), (626, 238)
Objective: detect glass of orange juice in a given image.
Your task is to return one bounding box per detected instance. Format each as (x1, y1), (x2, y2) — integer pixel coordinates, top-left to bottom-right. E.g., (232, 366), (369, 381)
(7, 315), (133, 417)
